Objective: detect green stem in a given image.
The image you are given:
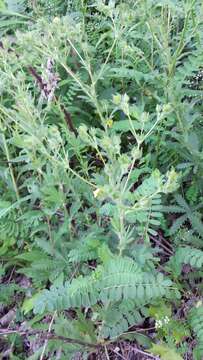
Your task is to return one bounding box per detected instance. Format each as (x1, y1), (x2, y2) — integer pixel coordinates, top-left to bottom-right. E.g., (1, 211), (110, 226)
(169, 0), (196, 77)
(1, 132), (20, 203)
(118, 205), (125, 256)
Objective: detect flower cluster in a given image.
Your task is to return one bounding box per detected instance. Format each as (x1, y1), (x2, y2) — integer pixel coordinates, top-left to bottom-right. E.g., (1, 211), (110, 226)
(155, 316), (170, 329)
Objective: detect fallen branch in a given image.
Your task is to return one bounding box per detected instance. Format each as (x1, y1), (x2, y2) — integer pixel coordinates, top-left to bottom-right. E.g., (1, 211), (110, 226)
(131, 346), (160, 360)
(0, 328), (100, 349)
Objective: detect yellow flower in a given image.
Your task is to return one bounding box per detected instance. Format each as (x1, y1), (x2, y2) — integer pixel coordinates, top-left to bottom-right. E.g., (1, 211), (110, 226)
(113, 94), (122, 105)
(106, 118), (113, 128)
(93, 188), (103, 198)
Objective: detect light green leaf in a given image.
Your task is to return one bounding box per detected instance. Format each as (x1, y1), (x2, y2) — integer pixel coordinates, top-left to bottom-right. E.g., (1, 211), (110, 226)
(149, 343), (183, 360)
(22, 293), (41, 314)
(112, 120), (140, 132)
(0, 0), (5, 9)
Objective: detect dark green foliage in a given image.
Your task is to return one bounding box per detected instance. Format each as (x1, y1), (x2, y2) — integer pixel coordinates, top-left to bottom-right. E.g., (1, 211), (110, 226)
(0, 283), (20, 306)
(168, 246), (203, 277)
(163, 194), (203, 236)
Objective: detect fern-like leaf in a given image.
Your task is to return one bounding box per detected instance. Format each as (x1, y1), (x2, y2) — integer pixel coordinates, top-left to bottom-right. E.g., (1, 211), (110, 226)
(99, 300), (146, 339)
(189, 305), (203, 360)
(34, 257), (174, 314)
(162, 194), (203, 236)
(168, 246), (203, 276)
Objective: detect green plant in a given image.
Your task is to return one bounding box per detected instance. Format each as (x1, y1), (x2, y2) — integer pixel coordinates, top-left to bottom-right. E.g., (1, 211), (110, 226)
(0, 1), (203, 359)
(188, 303), (203, 360)
(163, 194), (203, 236)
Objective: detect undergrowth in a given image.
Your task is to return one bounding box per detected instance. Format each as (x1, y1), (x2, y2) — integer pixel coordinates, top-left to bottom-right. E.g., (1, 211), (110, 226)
(0, 1), (203, 359)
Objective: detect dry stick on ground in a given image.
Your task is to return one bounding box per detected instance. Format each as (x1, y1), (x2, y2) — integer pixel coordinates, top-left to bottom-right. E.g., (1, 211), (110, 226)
(45, 334), (101, 348)
(40, 311), (56, 360)
(0, 329), (100, 349)
(6, 266), (16, 283)
(158, 233), (173, 250)
(132, 346), (160, 360)
(0, 329), (160, 358)
(150, 235), (173, 256)
(112, 349), (127, 360)
(105, 346), (111, 360)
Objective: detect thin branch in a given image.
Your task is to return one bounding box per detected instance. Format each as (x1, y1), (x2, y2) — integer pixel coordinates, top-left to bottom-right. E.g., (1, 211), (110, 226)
(132, 346), (160, 359)
(158, 233), (173, 250)
(105, 346), (111, 360)
(112, 349), (127, 360)
(0, 131), (20, 203)
(45, 334), (101, 348)
(40, 311), (56, 360)
(0, 329), (100, 349)
(150, 235), (173, 255)
(124, 326), (156, 334)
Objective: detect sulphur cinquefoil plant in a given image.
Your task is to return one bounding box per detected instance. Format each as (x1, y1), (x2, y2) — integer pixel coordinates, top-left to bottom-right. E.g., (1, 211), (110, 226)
(0, 1), (203, 359)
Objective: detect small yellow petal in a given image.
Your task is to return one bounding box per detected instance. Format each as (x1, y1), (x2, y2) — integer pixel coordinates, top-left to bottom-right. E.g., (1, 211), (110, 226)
(93, 188), (101, 198)
(106, 118), (113, 128)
